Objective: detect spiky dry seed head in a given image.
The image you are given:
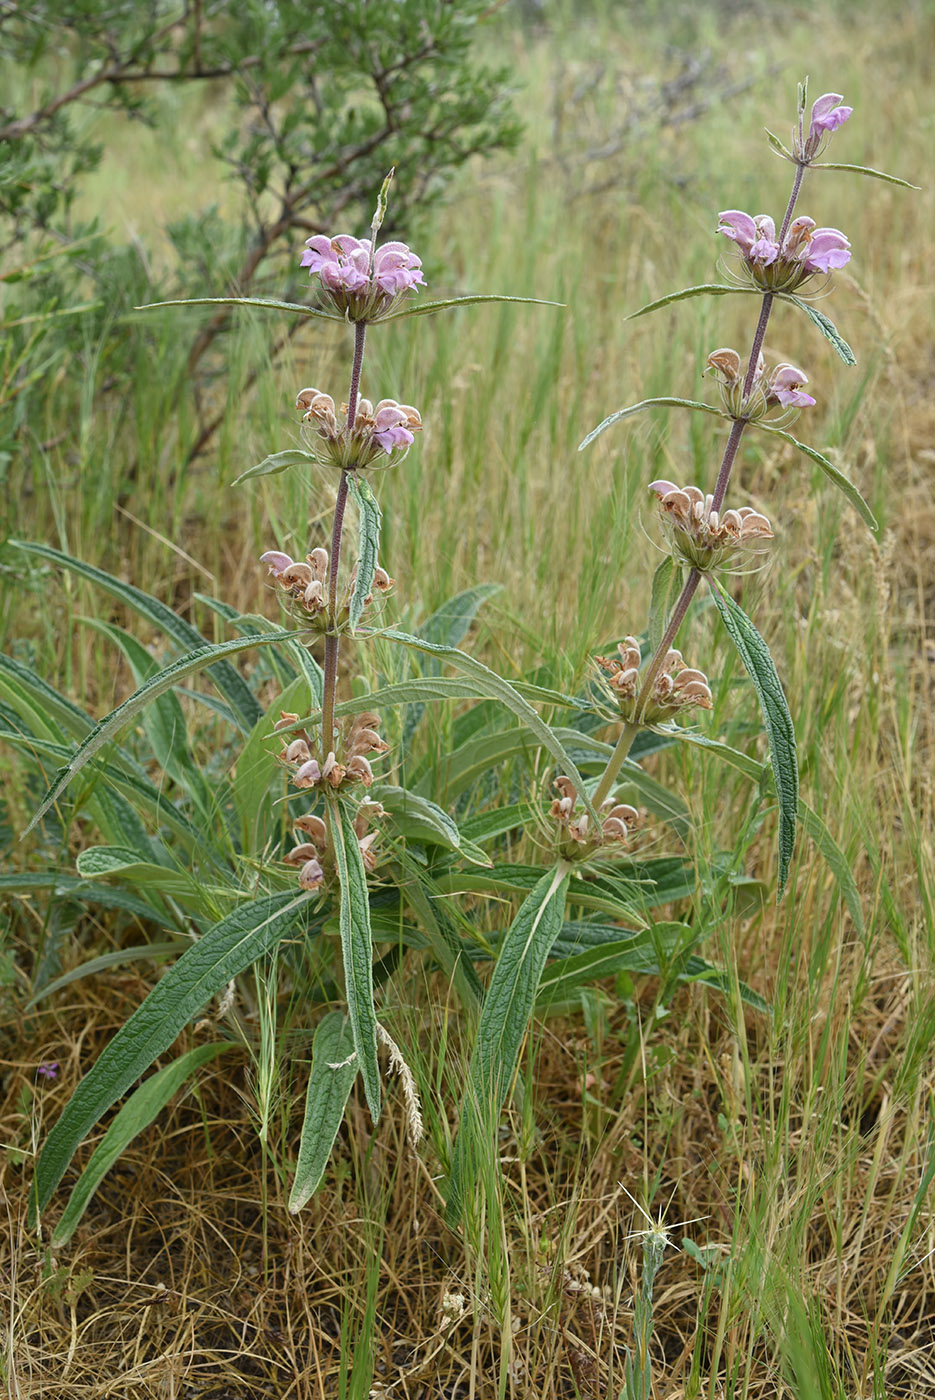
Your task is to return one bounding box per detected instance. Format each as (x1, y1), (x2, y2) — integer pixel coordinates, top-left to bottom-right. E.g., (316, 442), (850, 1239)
(259, 541), (395, 633)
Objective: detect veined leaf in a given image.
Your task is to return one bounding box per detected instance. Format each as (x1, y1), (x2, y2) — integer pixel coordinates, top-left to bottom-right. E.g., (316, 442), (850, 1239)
(369, 784), (489, 864)
(753, 422), (877, 532)
(75, 845), (209, 903)
(446, 865), (569, 1225)
(347, 475), (381, 632)
(331, 801), (381, 1121)
(24, 631), (295, 835)
(289, 1013), (359, 1212)
(380, 294), (564, 322)
(578, 397), (730, 451)
(233, 674), (310, 853)
(51, 1042), (233, 1247)
(11, 541), (263, 730)
(709, 582), (798, 897)
(779, 295), (856, 366)
(811, 162), (919, 189)
(31, 890), (312, 1220)
(372, 628), (599, 823)
(765, 127), (794, 161)
(627, 284), (754, 320)
(233, 449), (315, 486)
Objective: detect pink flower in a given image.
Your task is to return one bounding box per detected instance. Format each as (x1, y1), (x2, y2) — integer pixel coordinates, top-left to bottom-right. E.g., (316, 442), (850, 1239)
(718, 208), (850, 290)
(767, 363), (816, 408)
(302, 233), (424, 321)
(809, 92), (853, 137)
(296, 389), (421, 470)
(36, 1061), (59, 1080)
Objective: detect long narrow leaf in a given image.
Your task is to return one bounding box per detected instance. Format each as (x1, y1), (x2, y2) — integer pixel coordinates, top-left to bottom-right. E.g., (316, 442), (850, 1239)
(381, 293), (563, 322)
(137, 295), (342, 321)
(709, 583), (798, 897)
(578, 397), (730, 451)
(24, 632), (293, 834)
(289, 1013), (359, 1212)
(331, 801), (381, 1121)
(30, 890), (311, 1220)
(810, 162), (919, 189)
(753, 422), (877, 532)
(347, 475), (382, 632)
(11, 541), (263, 730)
(446, 866), (569, 1224)
(51, 1042), (234, 1246)
(233, 449), (315, 486)
(372, 628), (599, 822)
(627, 284), (754, 320)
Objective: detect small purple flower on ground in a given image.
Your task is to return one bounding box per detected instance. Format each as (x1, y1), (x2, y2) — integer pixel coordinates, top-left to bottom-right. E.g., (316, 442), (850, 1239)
(37, 1061), (59, 1080)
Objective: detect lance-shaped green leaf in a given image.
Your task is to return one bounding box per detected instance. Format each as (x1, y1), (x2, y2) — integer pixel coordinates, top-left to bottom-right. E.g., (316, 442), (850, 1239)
(51, 1042), (234, 1247)
(753, 422), (877, 532)
(380, 293), (563, 322)
(627, 284), (755, 321)
(347, 474), (381, 632)
(664, 729), (863, 936)
(370, 628), (600, 823)
(810, 162), (919, 189)
(778, 295), (856, 366)
(446, 865), (569, 1225)
(289, 1013), (359, 1212)
(24, 632), (295, 835)
(331, 801), (381, 1121)
(709, 582), (798, 897)
(233, 449), (315, 486)
(648, 557), (684, 652)
(136, 296), (342, 321)
(30, 890), (311, 1221)
(578, 397), (730, 451)
(11, 541), (262, 730)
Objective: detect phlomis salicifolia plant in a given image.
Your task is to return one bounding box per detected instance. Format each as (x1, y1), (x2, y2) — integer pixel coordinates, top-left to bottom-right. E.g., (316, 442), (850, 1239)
(21, 85), (913, 1239)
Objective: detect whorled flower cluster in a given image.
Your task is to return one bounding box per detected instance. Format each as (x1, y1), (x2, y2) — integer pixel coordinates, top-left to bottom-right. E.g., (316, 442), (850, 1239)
(273, 709), (389, 796)
(302, 234), (424, 321)
(793, 90), (853, 163)
(595, 636), (714, 724)
(282, 799), (387, 891)
(647, 480), (774, 572)
(260, 544), (394, 633)
(706, 347), (816, 420)
(297, 388), (422, 471)
(551, 776), (639, 857)
(717, 211), (851, 293)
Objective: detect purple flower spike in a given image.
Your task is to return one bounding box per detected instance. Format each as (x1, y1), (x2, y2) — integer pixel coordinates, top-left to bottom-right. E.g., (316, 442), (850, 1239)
(303, 231), (425, 321)
(809, 92), (853, 138)
(719, 206), (851, 291)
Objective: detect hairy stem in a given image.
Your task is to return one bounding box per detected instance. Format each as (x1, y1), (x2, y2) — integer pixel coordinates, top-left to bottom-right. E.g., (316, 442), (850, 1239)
(320, 320), (367, 752)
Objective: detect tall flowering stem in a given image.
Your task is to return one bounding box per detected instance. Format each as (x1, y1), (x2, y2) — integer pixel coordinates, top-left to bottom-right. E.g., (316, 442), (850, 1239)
(321, 322), (368, 759)
(590, 121), (817, 806)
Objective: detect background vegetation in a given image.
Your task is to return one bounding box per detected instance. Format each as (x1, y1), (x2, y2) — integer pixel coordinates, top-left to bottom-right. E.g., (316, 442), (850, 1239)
(2, 0), (934, 1395)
